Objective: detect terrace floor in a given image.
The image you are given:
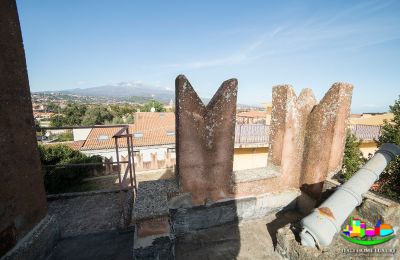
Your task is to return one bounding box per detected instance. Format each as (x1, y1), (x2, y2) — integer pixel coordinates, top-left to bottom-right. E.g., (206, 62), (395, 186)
(44, 179), (308, 260)
(46, 230), (134, 260)
(175, 210), (302, 260)
(46, 202), (302, 260)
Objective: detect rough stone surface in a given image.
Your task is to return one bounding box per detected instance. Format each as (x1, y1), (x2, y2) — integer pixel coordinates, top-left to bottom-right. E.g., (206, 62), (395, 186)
(133, 179), (178, 221)
(175, 75), (238, 205)
(233, 167), (277, 183)
(47, 230), (134, 260)
(264, 83), (352, 200)
(136, 216), (170, 238)
(358, 192), (400, 225)
(176, 211), (303, 260)
(267, 86), (317, 188)
(1, 216), (59, 260)
(134, 236), (175, 260)
(0, 1), (47, 256)
(324, 178), (400, 225)
(276, 223), (399, 260)
(171, 200), (239, 235)
(48, 192), (127, 237)
(301, 83), (353, 199)
(171, 190), (300, 234)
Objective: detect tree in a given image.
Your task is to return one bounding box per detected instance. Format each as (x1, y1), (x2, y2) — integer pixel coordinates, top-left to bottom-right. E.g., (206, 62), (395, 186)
(125, 114), (134, 124)
(34, 118), (41, 132)
(81, 105), (114, 125)
(38, 144), (102, 193)
(110, 104), (137, 118)
(50, 114), (66, 127)
(46, 102), (61, 113)
(141, 100), (166, 112)
(61, 102), (87, 126)
(105, 116), (124, 125)
(376, 95), (400, 200)
(342, 129), (365, 180)
(56, 131), (74, 142)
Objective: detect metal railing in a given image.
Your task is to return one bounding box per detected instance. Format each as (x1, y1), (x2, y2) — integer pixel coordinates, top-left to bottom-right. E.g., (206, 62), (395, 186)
(40, 125), (137, 193)
(350, 124), (382, 141)
(234, 124), (270, 144)
(233, 123), (384, 145)
(39, 125), (139, 228)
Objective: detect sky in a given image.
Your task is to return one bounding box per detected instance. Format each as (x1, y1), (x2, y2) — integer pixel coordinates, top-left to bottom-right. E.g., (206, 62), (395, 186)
(17, 0), (400, 113)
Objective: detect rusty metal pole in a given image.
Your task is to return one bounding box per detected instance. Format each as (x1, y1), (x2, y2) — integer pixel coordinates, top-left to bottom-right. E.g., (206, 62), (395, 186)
(300, 143), (400, 247)
(125, 128), (134, 188)
(114, 137), (122, 188)
(130, 135), (137, 193)
(114, 134), (126, 225)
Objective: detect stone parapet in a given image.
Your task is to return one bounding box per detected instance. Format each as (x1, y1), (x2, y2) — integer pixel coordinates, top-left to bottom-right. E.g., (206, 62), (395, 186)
(2, 216), (59, 260)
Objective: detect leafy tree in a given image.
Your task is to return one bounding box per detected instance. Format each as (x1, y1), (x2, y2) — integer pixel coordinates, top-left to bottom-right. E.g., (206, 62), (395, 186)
(125, 114), (134, 124)
(106, 116), (124, 125)
(50, 114), (66, 127)
(81, 105), (114, 125)
(38, 144), (102, 193)
(342, 129), (365, 180)
(46, 102), (61, 113)
(141, 100), (166, 112)
(376, 95), (400, 200)
(61, 102), (87, 126)
(34, 118), (41, 132)
(110, 104), (137, 118)
(56, 131), (74, 142)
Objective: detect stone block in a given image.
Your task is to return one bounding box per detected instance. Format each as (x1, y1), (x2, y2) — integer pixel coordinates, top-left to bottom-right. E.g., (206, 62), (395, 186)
(171, 200), (238, 235)
(358, 192), (400, 225)
(267, 83), (352, 200)
(0, 1), (47, 256)
(136, 216), (170, 238)
(268, 86), (317, 188)
(175, 75), (238, 205)
(2, 215), (59, 260)
(301, 83), (353, 199)
(133, 236), (175, 260)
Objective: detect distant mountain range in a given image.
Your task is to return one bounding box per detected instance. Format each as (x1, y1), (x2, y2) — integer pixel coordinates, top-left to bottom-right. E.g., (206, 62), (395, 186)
(62, 82), (175, 103)
(34, 81), (262, 108)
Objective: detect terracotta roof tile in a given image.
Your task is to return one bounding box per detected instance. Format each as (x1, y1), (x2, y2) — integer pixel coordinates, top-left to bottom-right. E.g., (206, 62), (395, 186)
(130, 112), (175, 147)
(350, 124), (382, 141)
(236, 110), (266, 118)
(349, 113), (393, 126)
(81, 112), (175, 150)
(80, 112), (274, 150)
(43, 140), (85, 151)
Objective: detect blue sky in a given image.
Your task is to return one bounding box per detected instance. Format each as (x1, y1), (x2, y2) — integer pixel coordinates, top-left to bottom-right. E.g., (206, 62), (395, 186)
(17, 0), (400, 112)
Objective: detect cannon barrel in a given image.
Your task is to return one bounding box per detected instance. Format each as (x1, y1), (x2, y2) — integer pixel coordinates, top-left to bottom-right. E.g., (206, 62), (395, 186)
(300, 143), (400, 247)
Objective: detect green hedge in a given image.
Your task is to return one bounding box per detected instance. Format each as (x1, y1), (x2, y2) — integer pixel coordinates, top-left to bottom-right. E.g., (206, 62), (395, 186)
(38, 144), (102, 194)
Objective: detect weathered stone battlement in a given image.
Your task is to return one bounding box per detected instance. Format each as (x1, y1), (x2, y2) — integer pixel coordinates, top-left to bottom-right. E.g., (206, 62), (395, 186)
(133, 75), (353, 258)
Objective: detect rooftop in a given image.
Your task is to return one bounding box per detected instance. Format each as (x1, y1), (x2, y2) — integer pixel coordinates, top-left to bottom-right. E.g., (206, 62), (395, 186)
(350, 124), (382, 141)
(80, 112), (175, 150)
(349, 113), (393, 126)
(236, 110), (266, 118)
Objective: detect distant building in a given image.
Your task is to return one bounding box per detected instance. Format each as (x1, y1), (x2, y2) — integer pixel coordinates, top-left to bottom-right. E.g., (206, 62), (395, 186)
(32, 103), (45, 111)
(263, 103), (272, 125)
(45, 111), (391, 172)
(60, 112), (270, 173)
(33, 111), (55, 120)
(348, 112), (393, 157)
(79, 112), (176, 173)
(236, 110), (267, 124)
(164, 99), (175, 112)
(349, 113), (393, 126)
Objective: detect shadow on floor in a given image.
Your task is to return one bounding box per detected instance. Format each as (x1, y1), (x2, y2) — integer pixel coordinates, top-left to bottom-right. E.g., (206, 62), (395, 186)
(47, 230), (134, 260)
(266, 209), (304, 249)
